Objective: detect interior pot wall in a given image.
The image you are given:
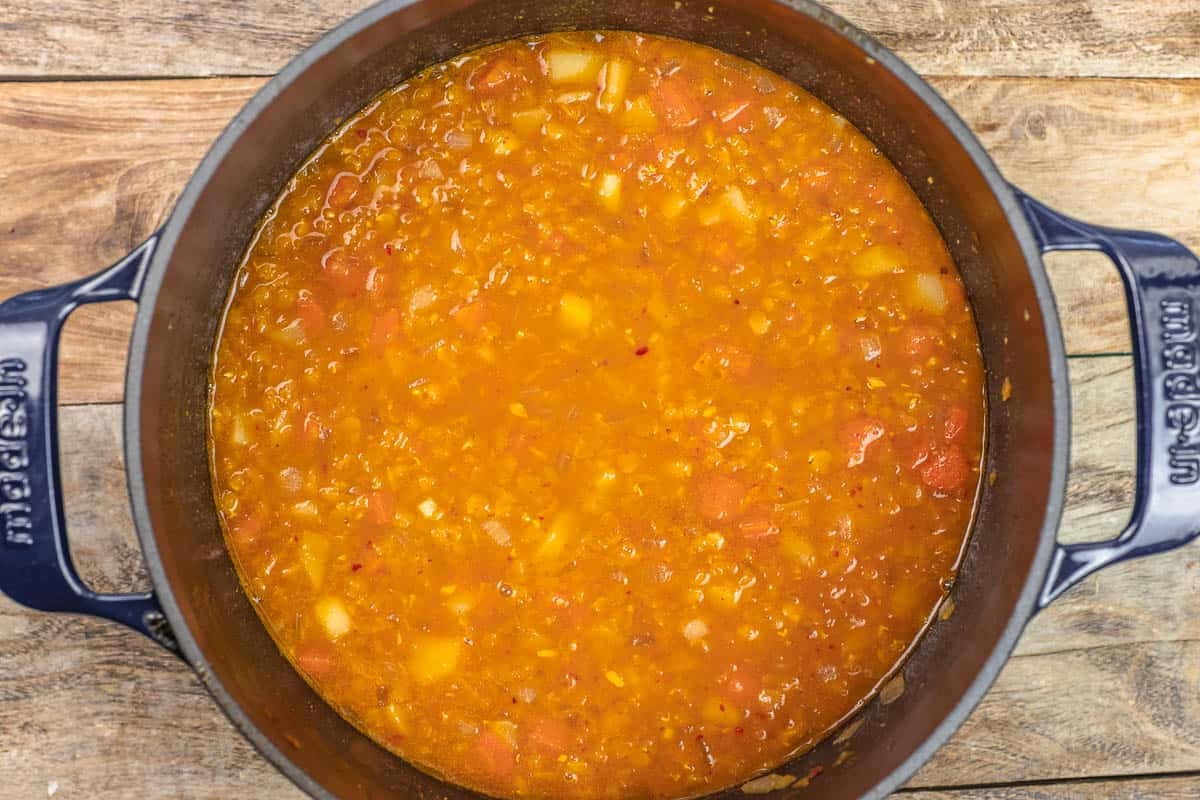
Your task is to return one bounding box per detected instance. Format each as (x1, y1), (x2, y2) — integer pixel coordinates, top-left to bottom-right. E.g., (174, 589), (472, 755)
(133, 1), (1059, 798)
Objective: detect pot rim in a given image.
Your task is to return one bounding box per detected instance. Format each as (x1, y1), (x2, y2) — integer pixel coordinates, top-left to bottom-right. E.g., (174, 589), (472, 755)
(123, 1), (1071, 798)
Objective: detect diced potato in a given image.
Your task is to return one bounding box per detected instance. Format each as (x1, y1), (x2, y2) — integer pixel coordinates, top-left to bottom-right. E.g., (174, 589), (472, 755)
(597, 172), (621, 211)
(781, 533), (817, 566)
(598, 59), (632, 113)
(913, 272), (949, 313)
(511, 107), (549, 137)
(292, 500), (320, 520)
(409, 636), (462, 684)
(555, 90), (593, 104)
(621, 96), (659, 134)
(315, 597), (351, 639)
(660, 192), (688, 221)
(559, 292), (593, 330)
(697, 202), (723, 227)
(546, 49), (604, 85)
(489, 128), (520, 156)
(702, 696), (742, 727)
(299, 532), (330, 589)
(446, 591), (476, 617)
(605, 670), (626, 688)
(682, 618), (708, 641)
(535, 511), (577, 561)
(229, 415), (249, 446)
(748, 311), (771, 336)
(853, 244), (907, 277)
(722, 186), (757, 224)
(418, 497), (440, 518)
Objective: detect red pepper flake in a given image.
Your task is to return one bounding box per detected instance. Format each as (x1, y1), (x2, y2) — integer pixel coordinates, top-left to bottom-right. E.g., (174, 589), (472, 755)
(351, 563), (363, 572)
(695, 734), (705, 742)
(384, 243), (394, 255)
(356, 128), (367, 139)
(635, 345), (650, 356)
(733, 298), (741, 305)
(807, 765), (824, 780)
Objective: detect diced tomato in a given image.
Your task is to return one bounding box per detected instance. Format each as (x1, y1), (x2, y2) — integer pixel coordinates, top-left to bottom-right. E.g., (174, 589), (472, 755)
(610, 149), (634, 171)
(470, 58), (523, 95)
(295, 294), (326, 338)
(294, 641), (337, 678)
(842, 417), (887, 467)
(736, 510), (780, 544)
(230, 510), (263, 545)
(697, 474), (746, 522)
(369, 490), (394, 526)
(451, 301), (487, 334)
(654, 76), (701, 128)
(321, 249), (366, 296)
(905, 433), (933, 470)
(372, 308), (401, 349)
(509, 432), (530, 456)
(527, 718), (570, 754)
(474, 731), (516, 779)
(902, 324), (940, 360)
(920, 445), (969, 492)
(326, 173), (360, 209)
(943, 406), (969, 442)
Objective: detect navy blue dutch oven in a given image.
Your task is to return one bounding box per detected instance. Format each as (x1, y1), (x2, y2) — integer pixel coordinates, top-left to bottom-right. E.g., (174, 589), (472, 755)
(0, 1), (1197, 798)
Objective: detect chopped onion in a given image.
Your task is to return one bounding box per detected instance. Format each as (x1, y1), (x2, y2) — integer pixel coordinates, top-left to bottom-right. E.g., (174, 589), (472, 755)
(683, 618), (708, 641)
(482, 519), (511, 546)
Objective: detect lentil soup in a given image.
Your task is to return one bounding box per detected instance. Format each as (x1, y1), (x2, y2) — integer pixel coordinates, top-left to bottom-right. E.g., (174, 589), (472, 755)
(209, 31), (985, 800)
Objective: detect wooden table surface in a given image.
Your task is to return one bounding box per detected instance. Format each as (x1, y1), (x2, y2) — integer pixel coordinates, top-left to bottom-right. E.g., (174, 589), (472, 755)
(1, 1), (1198, 797)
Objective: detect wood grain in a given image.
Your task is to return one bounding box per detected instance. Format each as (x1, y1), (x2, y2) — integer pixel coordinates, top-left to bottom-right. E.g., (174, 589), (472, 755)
(0, 1), (1197, 80)
(4, 357), (1196, 796)
(1, 76), (1196, 402)
(899, 775), (1200, 799)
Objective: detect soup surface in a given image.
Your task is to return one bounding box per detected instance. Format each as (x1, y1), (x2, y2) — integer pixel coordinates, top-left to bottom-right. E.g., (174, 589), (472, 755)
(209, 31), (984, 800)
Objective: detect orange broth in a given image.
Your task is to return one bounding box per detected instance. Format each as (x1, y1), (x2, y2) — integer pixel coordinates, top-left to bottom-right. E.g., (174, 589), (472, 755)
(208, 31), (985, 800)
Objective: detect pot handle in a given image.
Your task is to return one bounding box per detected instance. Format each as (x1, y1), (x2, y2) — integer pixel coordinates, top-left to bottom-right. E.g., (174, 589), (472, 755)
(0, 234), (177, 651)
(1015, 187), (1200, 609)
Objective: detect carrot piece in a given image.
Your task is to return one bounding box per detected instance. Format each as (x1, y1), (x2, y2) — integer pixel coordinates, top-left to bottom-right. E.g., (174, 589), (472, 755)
(736, 510), (780, 543)
(470, 58), (523, 95)
(295, 294), (327, 338)
(528, 718), (570, 754)
(475, 731), (516, 779)
(943, 406), (969, 442)
(372, 308), (401, 349)
(230, 510), (263, 546)
(321, 249), (366, 296)
(369, 490), (394, 526)
(326, 173), (360, 209)
(697, 474), (746, 522)
(654, 76), (702, 128)
(902, 324), (940, 359)
(842, 417), (887, 467)
(451, 301), (487, 334)
(294, 641), (337, 678)
(920, 445), (969, 492)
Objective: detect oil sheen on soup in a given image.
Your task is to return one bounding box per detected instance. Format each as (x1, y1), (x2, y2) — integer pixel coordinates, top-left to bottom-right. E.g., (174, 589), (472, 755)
(209, 31), (985, 800)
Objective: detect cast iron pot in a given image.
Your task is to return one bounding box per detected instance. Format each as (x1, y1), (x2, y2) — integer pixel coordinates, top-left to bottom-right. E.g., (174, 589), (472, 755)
(2, 1), (1198, 798)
